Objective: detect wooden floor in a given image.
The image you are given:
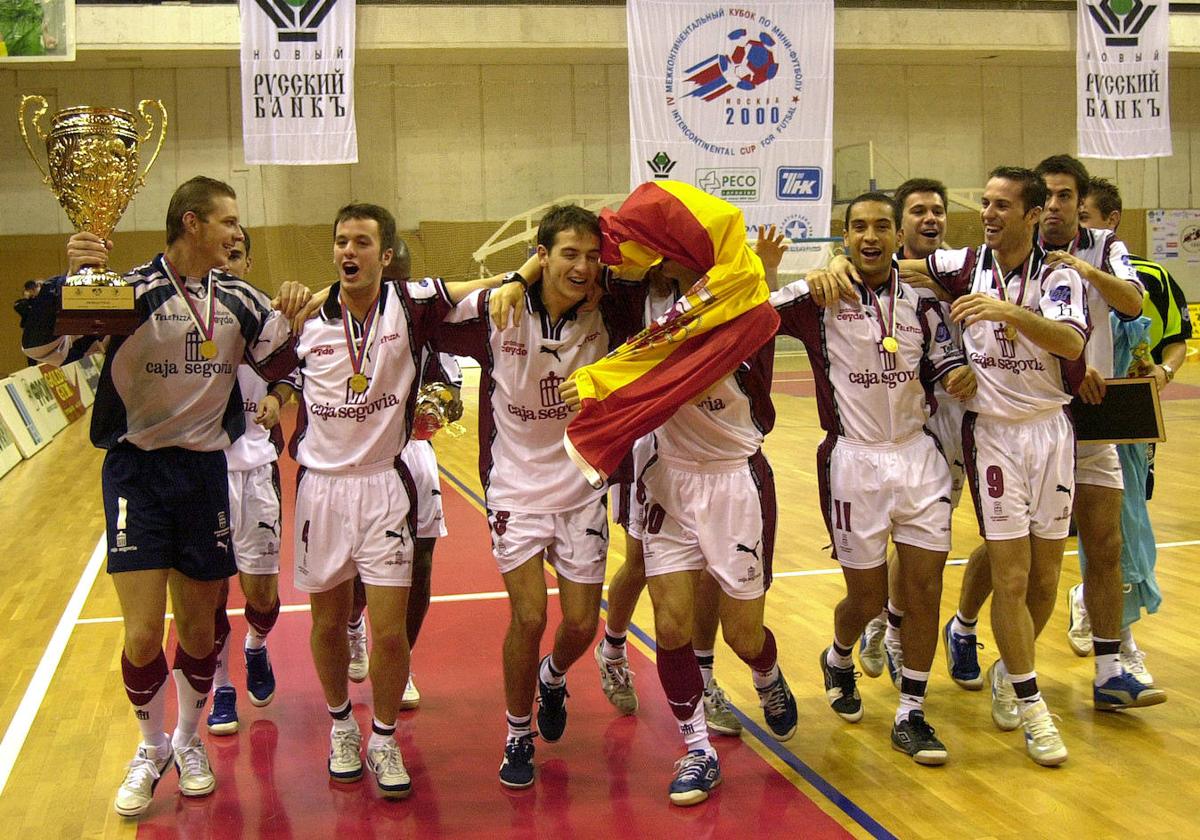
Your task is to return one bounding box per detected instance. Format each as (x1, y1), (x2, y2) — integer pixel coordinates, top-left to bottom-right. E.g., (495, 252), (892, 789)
(1, 347), (1198, 839)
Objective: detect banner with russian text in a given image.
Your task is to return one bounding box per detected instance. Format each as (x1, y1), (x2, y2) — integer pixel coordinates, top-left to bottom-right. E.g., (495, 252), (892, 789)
(1077, 0), (1171, 159)
(240, 0), (357, 164)
(627, 0), (833, 239)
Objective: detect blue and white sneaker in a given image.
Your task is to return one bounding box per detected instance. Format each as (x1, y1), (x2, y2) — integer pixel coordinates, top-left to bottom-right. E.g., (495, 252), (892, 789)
(756, 673), (798, 741)
(859, 617), (886, 678)
(668, 750), (721, 807)
(245, 647), (276, 707)
(498, 734), (536, 789)
(943, 618), (983, 690)
(206, 685), (239, 735)
(1094, 670), (1167, 711)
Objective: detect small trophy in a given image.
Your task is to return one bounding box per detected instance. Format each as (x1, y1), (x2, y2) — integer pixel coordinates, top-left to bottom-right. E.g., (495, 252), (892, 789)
(19, 95), (167, 335)
(412, 382), (466, 441)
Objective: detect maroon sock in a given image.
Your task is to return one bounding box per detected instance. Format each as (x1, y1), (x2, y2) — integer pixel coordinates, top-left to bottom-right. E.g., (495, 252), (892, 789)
(656, 642), (704, 722)
(742, 626), (778, 674)
(245, 598), (281, 638)
(122, 649), (168, 707)
(213, 606), (231, 657)
(173, 645), (218, 695)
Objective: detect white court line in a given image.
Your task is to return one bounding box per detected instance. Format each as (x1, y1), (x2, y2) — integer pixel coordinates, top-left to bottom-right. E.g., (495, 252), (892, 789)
(0, 535), (106, 796)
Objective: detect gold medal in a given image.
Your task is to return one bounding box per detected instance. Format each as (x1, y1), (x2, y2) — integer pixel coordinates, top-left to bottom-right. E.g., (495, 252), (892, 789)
(349, 373), (369, 394)
(199, 340), (218, 360)
(881, 336), (899, 354)
(1003, 324), (1018, 341)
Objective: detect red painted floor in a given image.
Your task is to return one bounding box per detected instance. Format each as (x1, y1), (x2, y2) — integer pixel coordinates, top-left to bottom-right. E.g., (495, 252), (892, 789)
(134, 413), (852, 839)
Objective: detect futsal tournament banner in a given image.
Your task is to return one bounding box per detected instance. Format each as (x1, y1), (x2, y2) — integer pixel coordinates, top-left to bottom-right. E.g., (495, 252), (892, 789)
(240, 0), (358, 164)
(1077, 0), (1171, 159)
(627, 0), (833, 238)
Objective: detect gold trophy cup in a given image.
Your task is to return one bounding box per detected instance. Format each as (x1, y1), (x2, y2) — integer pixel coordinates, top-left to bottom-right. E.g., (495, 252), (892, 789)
(19, 95), (167, 335)
(412, 382), (467, 440)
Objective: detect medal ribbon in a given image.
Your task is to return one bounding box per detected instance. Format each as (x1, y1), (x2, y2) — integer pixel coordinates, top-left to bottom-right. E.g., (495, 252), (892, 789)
(862, 267), (899, 350)
(341, 292), (381, 382)
(990, 250), (1034, 311)
(162, 257), (216, 344)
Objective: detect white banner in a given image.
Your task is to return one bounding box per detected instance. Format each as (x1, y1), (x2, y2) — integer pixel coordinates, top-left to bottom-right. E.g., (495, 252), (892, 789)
(1077, 0), (1171, 159)
(240, 0), (357, 165)
(627, 0), (833, 238)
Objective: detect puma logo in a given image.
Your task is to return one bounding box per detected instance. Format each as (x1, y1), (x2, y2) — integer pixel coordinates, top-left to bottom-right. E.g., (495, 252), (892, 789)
(385, 529), (408, 546)
(540, 346), (562, 362)
(937, 496), (952, 505)
(585, 524), (609, 541)
(736, 541), (761, 562)
(257, 520), (280, 536)
(1055, 484), (1072, 496)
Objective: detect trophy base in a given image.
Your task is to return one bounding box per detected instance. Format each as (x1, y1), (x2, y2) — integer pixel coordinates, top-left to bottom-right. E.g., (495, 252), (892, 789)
(57, 287), (139, 336)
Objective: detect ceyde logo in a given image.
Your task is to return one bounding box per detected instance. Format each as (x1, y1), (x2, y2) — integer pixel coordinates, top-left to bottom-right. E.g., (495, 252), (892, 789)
(1087, 0), (1157, 48)
(777, 166), (822, 200)
(696, 168), (759, 203)
(255, 0), (339, 43)
(648, 151), (677, 178)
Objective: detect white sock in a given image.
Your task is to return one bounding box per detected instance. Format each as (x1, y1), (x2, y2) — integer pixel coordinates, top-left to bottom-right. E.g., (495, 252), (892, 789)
(212, 645), (231, 690)
(1120, 626), (1139, 654)
(539, 655), (566, 688)
(506, 712), (532, 741)
(245, 630), (267, 652)
(679, 702), (713, 755)
(751, 662), (781, 690)
(171, 670), (208, 748)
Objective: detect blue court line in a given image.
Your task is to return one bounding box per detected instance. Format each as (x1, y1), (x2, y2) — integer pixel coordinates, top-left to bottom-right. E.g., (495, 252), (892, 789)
(438, 463), (897, 840)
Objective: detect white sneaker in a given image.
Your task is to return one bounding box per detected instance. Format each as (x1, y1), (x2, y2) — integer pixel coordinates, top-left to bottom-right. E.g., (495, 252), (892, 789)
(329, 726), (363, 782)
(594, 642), (639, 715)
(1119, 649), (1155, 687)
(702, 678), (743, 736)
(348, 623), (370, 683)
(988, 661), (1020, 731)
(173, 736), (216, 797)
(1066, 583), (1092, 656)
(113, 742), (173, 817)
(858, 617), (887, 678)
(883, 633), (904, 690)
(401, 674), (421, 710)
(366, 740), (412, 799)
(1020, 699), (1068, 766)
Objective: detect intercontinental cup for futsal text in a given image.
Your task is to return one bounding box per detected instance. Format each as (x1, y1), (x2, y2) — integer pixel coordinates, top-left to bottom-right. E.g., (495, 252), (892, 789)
(19, 95), (167, 336)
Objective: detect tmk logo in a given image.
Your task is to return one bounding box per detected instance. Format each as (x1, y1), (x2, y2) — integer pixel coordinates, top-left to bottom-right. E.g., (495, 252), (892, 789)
(1087, 0), (1157, 48)
(255, 0), (339, 43)
(777, 167), (822, 200)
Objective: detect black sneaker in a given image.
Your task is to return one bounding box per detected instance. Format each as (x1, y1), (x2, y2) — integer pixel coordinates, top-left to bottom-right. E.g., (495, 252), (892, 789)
(890, 710), (948, 765)
(756, 673), (798, 741)
(499, 734), (536, 789)
(819, 646), (863, 722)
(536, 656), (569, 742)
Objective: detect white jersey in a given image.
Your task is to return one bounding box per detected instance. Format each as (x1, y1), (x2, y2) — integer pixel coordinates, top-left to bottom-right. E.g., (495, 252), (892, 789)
(291, 278), (453, 472)
(771, 269), (965, 444)
(437, 282), (642, 514)
(926, 246), (1090, 421)
(1040, 227), (1142, 378)
(23, 256), (295, 451)
(224, 365), (283, 472)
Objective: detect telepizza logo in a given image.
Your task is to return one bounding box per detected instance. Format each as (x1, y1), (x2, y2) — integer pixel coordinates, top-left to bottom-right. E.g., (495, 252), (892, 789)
(255, 0), (339, 44)
(1087, 0), (1157, 48)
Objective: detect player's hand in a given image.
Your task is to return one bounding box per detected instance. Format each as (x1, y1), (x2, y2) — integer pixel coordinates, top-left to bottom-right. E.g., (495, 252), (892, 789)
(943, 365), (977, 402)
(489, 280), (527, 330)
(1150, 363), (1169, 392)
(579, 277), (604, 314)
(1045, 250), (1091, 279)
(272, 281), (312, 323)
(901, 269), (952, 302)
(950, 293), (1017, 327)
(445, 385), (465, 422)
(67, 231), (111, 275)
(755, 225), (788, 273)
(825, 255), (862, 300)
(805, 268), (858, 310)
(254, 393), (282, 429)
(287, 285), (329, 333)
(558, 377), (581, 411)
(1078, 365), (1107, 405)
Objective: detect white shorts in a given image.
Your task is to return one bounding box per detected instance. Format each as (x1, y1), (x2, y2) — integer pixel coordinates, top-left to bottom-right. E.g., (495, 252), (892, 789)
(818, 432), (952, 570)
(964, 410), (1075, 541)
(400, 439), (447, 539)
(227, 462), (282, 576)
(293, 463), (416, 593)
(487, 497), (609, 585)
(640, 452), (776, 600)
(927, 398), (966, 508)
(1075, 442), (1124, 491)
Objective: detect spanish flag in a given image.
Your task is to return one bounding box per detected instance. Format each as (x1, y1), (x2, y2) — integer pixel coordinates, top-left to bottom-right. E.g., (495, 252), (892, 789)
(564, 180), (780, 486)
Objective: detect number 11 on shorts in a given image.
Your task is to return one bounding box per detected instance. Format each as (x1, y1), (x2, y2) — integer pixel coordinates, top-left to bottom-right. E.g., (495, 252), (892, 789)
(833, 499), (852, 531)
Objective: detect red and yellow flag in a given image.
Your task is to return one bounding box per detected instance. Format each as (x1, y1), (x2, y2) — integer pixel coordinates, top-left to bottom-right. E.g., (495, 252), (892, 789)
(564, 180), (780, 485)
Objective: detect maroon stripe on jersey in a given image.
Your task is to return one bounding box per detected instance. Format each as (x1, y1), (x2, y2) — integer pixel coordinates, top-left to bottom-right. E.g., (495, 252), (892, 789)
(477, 344), (500, 502)
(288, 394), (310, 460)
(747, 450), (777, 590)
(815, 433), (838, 560)
(961, 411), (987, 539)
(775, 296), (841, 436)
(735, 341), (777, 437)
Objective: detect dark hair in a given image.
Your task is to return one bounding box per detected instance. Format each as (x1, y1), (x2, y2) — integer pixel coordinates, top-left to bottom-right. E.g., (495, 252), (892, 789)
(893, 178), (947, 226)
(1034, 154), (1090, 200)
(537, 205), (601, 251)
(843, 191), (897, 229)
(165, 176), (237, 245)
(392, 236), (412, 280)
(1087, 177), (1122, 218)
(238, 225), (251, 258)
(333, 203), (397, 253)
(24, 279), (38, 291)
(987, 166), (1047, 213)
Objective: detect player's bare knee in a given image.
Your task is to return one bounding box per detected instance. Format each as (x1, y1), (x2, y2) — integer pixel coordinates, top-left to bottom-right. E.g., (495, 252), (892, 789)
(370, 623), (408, 659)
(123, 626), (164, 664)
(509, 603), (548, 639)
(724, 624), (764, 661)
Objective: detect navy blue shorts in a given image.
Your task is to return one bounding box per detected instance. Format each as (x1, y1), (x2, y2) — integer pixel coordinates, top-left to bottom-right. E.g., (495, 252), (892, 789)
(102, 445), (236, 581)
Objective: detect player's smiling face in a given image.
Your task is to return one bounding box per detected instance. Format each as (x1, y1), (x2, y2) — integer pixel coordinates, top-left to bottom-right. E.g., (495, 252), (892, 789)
(844, 200), (897, 283)
(981, 177), (1040, 253)
(192, 196), (243, 274)
(334, 218), (393, 294)
(900, 191), (946, 258)
(539, 227), (601, 306)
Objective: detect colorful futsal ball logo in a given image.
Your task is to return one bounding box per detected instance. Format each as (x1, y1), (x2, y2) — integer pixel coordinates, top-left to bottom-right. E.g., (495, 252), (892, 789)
(684, 29), (780, 102)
